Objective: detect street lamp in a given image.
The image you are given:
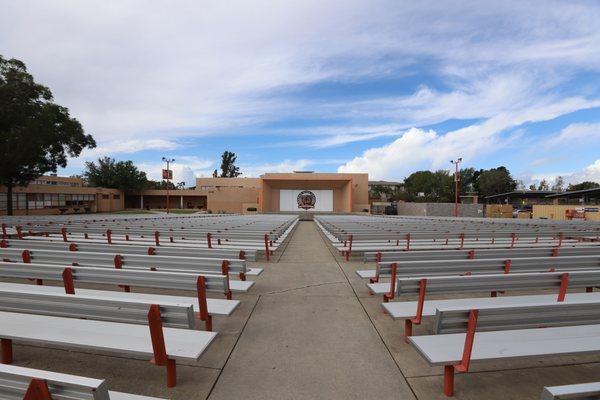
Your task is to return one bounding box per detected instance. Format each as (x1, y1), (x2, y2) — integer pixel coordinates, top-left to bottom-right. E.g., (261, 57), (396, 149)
(162, 157), (175, 214)
(450, 158), (462, 217)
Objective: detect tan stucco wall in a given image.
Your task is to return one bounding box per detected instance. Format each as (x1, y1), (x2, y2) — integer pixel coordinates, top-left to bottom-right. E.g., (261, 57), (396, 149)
(196, 177), (261, 189)
(259, 172), (368, 213)
(206, 187), (260, 213)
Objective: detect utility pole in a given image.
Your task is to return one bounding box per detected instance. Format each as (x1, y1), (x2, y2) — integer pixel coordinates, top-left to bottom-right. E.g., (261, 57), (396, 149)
(451, 158), (462, 217)
(162, 157), (175, 214)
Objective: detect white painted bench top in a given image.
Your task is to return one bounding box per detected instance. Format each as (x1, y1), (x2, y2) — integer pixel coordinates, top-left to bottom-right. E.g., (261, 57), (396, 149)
(246, 267), (263, 276)
(382, 292), (600, 320)
(0, 363), (168, 400)
(409, 324), (600, 366)
(541, 381), (600, 400)
(0, 311), (216, 361)
(0, 282), (240, 316)
(356, 269), (376, 279)
(231, 280), (255, 292)
(367, 282), (389, 294)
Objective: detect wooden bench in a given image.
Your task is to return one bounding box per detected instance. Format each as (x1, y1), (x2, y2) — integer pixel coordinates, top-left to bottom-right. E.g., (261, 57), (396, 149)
(409, 302), (600, 396)
(358, 244), (600, 276)
(0, 287), (196, 329)
(381, 270), (600, 340)
(0, 246), (262, 280)
(0, 249), (254, 293)
(3, 236), (258, 261)
(0, 308), (216, 387)
(0, 363), (167, 399)
(541, 382), (600, 399)
(367, 255), (600, 298)
(0, 261), (241, 330)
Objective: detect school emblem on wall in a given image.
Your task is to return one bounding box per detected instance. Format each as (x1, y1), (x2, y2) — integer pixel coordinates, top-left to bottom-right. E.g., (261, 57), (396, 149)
(297, 190), (316, 210)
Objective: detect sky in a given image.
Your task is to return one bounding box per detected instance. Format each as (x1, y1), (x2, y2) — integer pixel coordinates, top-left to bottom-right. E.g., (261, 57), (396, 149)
(1, 0), (599, 188)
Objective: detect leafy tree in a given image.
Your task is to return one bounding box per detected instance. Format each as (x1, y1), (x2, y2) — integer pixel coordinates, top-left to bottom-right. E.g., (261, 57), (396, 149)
(84, 157), (147, 193)
(146, 180), (176, 190)
(474, 166), (517, 197)
(460, 167), (477, 193)
(219, 151), (241, 177)
(0, 55), (96, 215)
(176, 181), (186, 189)
(528, 184), (537, 191)
(551, 176), (564, 192)
(537, 179), (549, 191)
(370, 184), (393, 201)
(403, 170), (453, 202)
(567, 181), (600, 191)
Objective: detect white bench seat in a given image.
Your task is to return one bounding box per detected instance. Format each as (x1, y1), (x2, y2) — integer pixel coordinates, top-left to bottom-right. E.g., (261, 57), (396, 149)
(231, 280), (255, 292)
(356, 269), (376, 279)
(367, 282), (389, 294)
(0, 364), (168, 400)
(541, 382), (600, 399)
(382, 292), (600, 320)
(0, 311), (216, 361)
(409, 323), (600, 366)
(246, 267), (263, 276)
(0, 282), (240, 316)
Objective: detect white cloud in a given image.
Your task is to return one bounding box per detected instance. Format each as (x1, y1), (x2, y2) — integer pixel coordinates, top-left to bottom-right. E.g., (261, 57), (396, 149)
(82, 139), (181, 158)
(553, 122), (600, 145)
(567, 160), (600, 184)
(338, 96), (600, 180)
(1, 0), (599, 144)
(138, 157), (214, 187)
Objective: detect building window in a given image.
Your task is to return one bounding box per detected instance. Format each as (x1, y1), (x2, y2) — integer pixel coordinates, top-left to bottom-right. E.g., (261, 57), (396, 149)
(102, 194), (110, 199)
(113, 194), (120, 199)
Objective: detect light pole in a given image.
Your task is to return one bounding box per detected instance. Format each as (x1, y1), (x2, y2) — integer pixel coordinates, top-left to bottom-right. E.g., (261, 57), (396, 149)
(162, 157), (175, 214)
(451, 158), (462, 217)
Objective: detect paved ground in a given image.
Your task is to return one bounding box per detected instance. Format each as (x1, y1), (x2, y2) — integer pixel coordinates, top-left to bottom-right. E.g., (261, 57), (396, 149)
(8, 220), (600, 399)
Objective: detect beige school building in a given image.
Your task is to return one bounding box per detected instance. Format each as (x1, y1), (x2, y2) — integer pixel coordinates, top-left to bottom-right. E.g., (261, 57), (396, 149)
(1, 172), (369, 215)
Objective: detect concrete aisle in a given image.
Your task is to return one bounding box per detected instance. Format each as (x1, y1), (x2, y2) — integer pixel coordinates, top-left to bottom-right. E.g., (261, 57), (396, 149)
(208, 221), (415, 399)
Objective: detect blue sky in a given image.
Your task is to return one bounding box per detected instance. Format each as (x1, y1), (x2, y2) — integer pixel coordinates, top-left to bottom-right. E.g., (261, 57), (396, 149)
(1, 0), (599, 187)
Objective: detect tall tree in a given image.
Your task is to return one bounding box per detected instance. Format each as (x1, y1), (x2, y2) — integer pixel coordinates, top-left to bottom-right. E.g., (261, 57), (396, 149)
(567, 181), (600, 191)
(403, 170), (453, 202)
(474, 166), (517, 197)
(0, 55), (96, 215)
(219, 151), (241, 177)
(460, 167), (477, 193)
(537, 179), (549, 191)
(551, 176), (564, 192)
(84, 157), (147, 193)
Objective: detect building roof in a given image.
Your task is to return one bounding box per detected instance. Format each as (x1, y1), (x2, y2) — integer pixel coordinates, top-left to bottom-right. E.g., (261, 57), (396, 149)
(368, 180), (403, 186)
(546, 187), (600, 198)
(484, 190), (557, 200)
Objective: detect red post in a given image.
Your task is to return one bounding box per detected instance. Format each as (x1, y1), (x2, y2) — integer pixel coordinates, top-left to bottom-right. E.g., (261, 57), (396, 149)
(0, 239), (6, 248)
(459, 233), (465, 249)
(557, 273), (569, 302)
(1, 338), (13, 363)
(21, 250), (31, 263)
(1, 223), (6, 239)
(455, 309), (479, 373)
(147, 246), (156, 255)
(510, 233), (516, 248)
(23, 378), (53, 400)
(207, 233), (212, 249)
(558, 232), (564, 247)
(106, 229), (112, 245)
(61, 227), (68, 242)
(221, 260), (232, 300)
(154, 231), (160, 246)
(264, 234), (270, 262)
(68, 243), (77, 251)
(147, 304), (177, 387)
(467, 250), (475, 259)
(405, 233), (411, 251)
(197, 276), (212, 331)
(239, 250), (246, 260)
(404, 278), (427, 342)
(503, 259), (511, 274)
(16, 226), (23, 240)
(551, 248), (559, 257)
(114, 255), (130, 292)
(383, 263), (398, 302)
(62, 268), (75, 294)
(443, 365), (455, 396)
(345, 235), (353, 261)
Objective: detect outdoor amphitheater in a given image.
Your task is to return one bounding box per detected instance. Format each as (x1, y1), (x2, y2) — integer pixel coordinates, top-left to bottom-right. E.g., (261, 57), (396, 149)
(0, 212), (599, 399)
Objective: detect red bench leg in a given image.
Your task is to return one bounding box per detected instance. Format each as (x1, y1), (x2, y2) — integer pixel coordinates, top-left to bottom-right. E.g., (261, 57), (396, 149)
(1, 338), (13, 363)
(444, 365), (454, 396)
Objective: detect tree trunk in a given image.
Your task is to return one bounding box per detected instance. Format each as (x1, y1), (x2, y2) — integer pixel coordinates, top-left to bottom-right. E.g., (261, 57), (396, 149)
(6, 184), (13, 216)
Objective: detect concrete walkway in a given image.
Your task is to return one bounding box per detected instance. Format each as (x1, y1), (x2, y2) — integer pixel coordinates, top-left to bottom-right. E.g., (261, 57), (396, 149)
(208, 221), (415, 399)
